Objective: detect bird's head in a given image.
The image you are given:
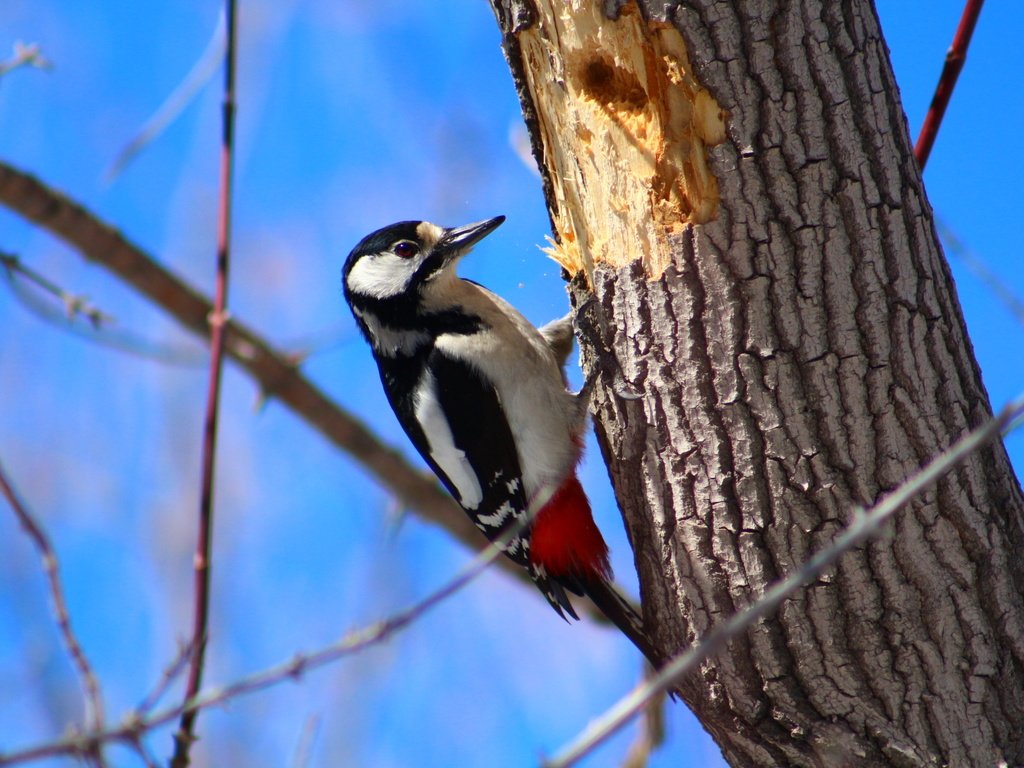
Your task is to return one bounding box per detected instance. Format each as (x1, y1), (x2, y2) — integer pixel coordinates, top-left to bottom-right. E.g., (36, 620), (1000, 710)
(342, 216), (505, 306)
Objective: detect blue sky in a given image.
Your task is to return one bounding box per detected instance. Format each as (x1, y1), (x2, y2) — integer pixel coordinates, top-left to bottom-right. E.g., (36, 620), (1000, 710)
(0, 2), (1021, 767)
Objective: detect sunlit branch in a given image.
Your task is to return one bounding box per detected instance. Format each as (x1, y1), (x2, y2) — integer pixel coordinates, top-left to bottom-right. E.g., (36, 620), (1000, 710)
(131, 741), (159, 768)
(1, 250), (209, 364)
(619, 667), (666, 768)
(288, 715), (321, 768)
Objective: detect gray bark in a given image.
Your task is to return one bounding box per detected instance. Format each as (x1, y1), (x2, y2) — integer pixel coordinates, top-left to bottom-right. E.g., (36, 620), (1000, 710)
(489, 1), (1024, 765)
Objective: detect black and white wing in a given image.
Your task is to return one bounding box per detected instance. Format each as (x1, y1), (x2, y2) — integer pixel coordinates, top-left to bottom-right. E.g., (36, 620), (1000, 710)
(378, 346), (578, 618)
(417, 348), (528, 560)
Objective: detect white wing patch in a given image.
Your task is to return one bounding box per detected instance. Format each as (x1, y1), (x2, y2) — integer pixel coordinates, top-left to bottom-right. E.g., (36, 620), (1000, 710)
(476, 500), (516, 528)
(346, 252), (417, 300)
(414, 370), (483, 509)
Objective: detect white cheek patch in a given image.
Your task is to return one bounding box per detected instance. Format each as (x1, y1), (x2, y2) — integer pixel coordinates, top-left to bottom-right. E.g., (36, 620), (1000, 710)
(414, 371), (483, 510)
(346, 252), (418, 299)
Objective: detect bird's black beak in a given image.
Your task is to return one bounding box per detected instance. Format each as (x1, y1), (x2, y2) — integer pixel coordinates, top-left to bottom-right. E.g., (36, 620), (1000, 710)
(438, 215), (505, 258)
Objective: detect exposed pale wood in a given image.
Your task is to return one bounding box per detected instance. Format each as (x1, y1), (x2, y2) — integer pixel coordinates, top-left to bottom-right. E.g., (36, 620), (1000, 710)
(491, 0), (1024, 765)
(514, 2), (726, 280)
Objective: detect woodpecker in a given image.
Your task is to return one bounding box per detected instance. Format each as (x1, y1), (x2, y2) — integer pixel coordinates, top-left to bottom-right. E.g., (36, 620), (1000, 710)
(342, 215), (662, 666)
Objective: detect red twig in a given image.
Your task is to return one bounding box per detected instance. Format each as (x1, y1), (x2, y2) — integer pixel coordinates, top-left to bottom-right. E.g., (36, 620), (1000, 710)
(0, 460), (106, 743)
(914, 0), (985, 170)
(171, 1), (238, 765)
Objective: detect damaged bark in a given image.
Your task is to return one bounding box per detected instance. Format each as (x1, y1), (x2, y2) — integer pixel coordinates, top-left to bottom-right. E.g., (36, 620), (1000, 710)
(489, 1), (1024, 766)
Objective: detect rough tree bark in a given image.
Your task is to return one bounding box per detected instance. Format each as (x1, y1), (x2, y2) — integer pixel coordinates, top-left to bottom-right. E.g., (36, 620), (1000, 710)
(488, 1), (1024, 766)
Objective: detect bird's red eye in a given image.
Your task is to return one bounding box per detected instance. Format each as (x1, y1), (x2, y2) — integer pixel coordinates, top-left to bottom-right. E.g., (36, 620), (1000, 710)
(393, 241), (419, 259)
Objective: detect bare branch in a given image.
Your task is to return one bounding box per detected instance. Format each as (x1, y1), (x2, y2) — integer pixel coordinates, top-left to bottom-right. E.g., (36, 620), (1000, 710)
(171, 1), (239, 763)
(546, 396), (1024, 768)
(2, 250), (208, 363)
(0, 460), (106, 745)
(914, 0), (985, 169)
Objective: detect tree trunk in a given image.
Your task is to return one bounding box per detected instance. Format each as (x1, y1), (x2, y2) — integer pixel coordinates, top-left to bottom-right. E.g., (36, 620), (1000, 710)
(489, 1), (1024, 765)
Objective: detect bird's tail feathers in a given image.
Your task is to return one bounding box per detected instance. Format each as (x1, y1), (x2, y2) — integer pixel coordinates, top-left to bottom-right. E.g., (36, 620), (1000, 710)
(530, 562), (581, 622)
(583, 577), (666, 670)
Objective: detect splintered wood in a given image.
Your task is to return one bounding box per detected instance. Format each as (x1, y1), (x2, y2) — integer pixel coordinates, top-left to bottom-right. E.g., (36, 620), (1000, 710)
(520, 1), (726, 280)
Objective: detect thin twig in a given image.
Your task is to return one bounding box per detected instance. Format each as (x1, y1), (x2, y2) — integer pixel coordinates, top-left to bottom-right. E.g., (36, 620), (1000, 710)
(937, 217), (1024, 329)
(0, 41), (51, 78)
(289, 715), (321, 768)
(1, 252), (112, 327)
(0, 460), (106, 743)
(106, 13), (226, 181)
(1, 250), (205, 364)
(0, 487), (548, 767)
(2, 251), (350, 365)
(914, 0), (985, 170)
(130, 741), (160, 768)
(136, 640), (197, 716)
(171, 1), (238, 765)
(1, 250), (208, 364)
(545, 396), (1024, 768)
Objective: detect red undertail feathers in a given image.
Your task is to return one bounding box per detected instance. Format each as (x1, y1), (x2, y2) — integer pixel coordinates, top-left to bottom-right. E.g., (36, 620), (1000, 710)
(529, 474), (611, 581)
